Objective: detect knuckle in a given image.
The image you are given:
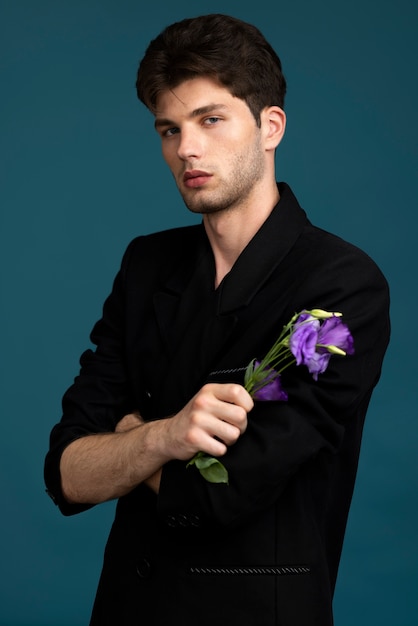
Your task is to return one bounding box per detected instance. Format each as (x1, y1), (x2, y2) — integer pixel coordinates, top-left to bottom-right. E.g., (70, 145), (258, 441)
(229, 383), (241, 400)
(234, 405), (247, 422)
(188, 410), (203, 430)
(184, 428), (200, 447)
(193, 390), (210, 411)
(214, 441), (227, 456)
(230, 425), (241, 441)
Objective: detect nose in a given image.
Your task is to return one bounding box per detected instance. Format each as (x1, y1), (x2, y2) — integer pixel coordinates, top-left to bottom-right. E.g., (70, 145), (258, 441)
(176, 126), (203, 161)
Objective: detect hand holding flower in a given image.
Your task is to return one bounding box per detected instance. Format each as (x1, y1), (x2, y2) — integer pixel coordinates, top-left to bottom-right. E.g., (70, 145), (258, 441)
(187, 309), (354, 484)
(167, 383), (251, 472)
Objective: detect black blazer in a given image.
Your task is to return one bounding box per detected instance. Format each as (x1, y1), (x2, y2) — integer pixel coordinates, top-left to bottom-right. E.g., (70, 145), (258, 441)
(45, 183), (390, 626)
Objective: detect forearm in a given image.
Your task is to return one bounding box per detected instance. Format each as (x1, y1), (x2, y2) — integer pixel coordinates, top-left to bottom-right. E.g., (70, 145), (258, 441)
(60, 382), (251, 506)
(60, 419), (169, 504)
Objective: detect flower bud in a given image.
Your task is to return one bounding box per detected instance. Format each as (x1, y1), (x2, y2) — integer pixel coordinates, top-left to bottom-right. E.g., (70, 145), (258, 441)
(326, 345), (346, 355)
(309, 309), (342, 319)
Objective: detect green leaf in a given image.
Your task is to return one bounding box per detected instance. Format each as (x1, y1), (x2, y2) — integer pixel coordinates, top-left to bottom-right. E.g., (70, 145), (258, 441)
(194, 454), (219, 470)
(186, 452), (229, 484)
(244, 359), (255, 389)
(199, 460), (229, 484)
(186, 450), (205, 468)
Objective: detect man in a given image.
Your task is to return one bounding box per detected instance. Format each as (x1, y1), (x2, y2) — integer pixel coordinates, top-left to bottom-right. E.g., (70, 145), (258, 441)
(45, 14), (390, 625)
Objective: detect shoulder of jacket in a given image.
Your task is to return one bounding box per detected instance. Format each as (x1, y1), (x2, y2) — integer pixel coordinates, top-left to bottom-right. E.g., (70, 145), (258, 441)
(294, 224), (389, 299)
(124, 223), (202, 258)
(117, 223), (205, 283)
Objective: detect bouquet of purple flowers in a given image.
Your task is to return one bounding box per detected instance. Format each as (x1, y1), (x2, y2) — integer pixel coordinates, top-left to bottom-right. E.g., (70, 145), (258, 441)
(187, 308), (354, 484)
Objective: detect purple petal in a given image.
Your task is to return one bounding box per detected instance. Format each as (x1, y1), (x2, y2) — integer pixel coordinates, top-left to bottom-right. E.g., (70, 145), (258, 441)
(253, 376), (288, 401)
(289, 315), (320, 366)
(303, 352), (331, 381)
(318, 316), (355, 354)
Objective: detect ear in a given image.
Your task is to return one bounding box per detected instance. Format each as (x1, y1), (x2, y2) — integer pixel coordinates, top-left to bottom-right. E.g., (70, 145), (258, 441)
(261, 106), (286, 151)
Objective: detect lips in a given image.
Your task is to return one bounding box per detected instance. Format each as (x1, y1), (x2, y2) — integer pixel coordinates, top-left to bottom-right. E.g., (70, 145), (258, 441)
(183, 170), (212, 188)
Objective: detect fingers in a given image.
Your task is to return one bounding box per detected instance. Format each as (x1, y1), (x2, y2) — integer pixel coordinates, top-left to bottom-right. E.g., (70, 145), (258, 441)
(210, 383), (254, 419)
(191, 384), (251, 435)
(166, 383), (253, 460)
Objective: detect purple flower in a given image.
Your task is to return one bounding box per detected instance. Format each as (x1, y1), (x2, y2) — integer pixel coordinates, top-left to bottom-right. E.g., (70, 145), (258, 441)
(252, 362), (288, 401)
(191, 307), (354, 484)
(318, 316), (355, 356)
(289, 312), (354, 380)
(289, 313), (320, 364)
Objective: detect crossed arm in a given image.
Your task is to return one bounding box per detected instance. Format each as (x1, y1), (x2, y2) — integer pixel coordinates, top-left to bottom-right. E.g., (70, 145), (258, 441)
(60, 383), (253, 505)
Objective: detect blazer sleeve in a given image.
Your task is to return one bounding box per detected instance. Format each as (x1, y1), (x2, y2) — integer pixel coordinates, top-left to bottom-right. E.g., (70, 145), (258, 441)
(156, 240), (390, 529)
(44, 238), (140, 515)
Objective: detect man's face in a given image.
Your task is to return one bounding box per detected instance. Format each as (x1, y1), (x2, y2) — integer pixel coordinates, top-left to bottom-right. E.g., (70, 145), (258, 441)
(154, 77), (267, 215)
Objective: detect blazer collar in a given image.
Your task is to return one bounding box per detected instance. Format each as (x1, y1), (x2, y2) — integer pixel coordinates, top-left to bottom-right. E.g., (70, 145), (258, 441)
(150, 183), (309, 407)
(154, 182), (309, 336)
(217, 182), (309, 314)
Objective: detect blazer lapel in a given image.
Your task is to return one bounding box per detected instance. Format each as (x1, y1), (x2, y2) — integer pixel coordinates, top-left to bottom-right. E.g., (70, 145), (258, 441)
(207, 183), (311, 382)
(151, 230), (237, 414)
(218, 183), (309, 315)
(150, 184), (309, 415)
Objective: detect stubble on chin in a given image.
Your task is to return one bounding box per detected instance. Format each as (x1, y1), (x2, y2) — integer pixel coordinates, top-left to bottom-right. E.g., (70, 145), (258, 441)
(176, 180), (226, 215)
(182, 192), (228, 215)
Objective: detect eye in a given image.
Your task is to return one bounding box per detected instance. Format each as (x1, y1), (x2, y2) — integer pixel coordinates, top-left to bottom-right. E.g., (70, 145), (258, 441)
(204, 116), (221, 126)
(161, 126), (180, 138)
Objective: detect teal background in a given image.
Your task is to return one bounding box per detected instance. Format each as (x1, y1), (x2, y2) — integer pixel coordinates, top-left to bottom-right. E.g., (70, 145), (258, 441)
(1, 1), (417, 624)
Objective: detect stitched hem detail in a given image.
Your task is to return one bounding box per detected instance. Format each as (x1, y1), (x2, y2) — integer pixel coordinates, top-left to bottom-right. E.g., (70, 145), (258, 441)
(209, 367), (248, 375)
(189, 565), (311, 576)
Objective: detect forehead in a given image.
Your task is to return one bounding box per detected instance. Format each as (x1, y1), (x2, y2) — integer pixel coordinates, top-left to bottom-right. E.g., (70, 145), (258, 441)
(154, 76), (245, 119)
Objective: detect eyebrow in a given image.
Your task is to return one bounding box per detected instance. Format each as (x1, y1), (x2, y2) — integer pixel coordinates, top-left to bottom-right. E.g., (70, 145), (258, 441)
(154, 103), (228, 129)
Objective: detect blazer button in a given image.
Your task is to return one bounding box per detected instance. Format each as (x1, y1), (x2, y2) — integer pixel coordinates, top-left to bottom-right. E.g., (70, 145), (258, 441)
(136, 557), (151, 579)
(166, 514), (178, 528)
(178, 514), (189, 528)
(189, 513), (201, 528)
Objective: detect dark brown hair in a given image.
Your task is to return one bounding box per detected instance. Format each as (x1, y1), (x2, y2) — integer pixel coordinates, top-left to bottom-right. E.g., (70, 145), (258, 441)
(136, 14), (287, 126)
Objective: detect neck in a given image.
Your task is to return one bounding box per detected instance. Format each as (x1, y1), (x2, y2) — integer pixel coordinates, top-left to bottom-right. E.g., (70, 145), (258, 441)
(204, 181), (280, 288)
